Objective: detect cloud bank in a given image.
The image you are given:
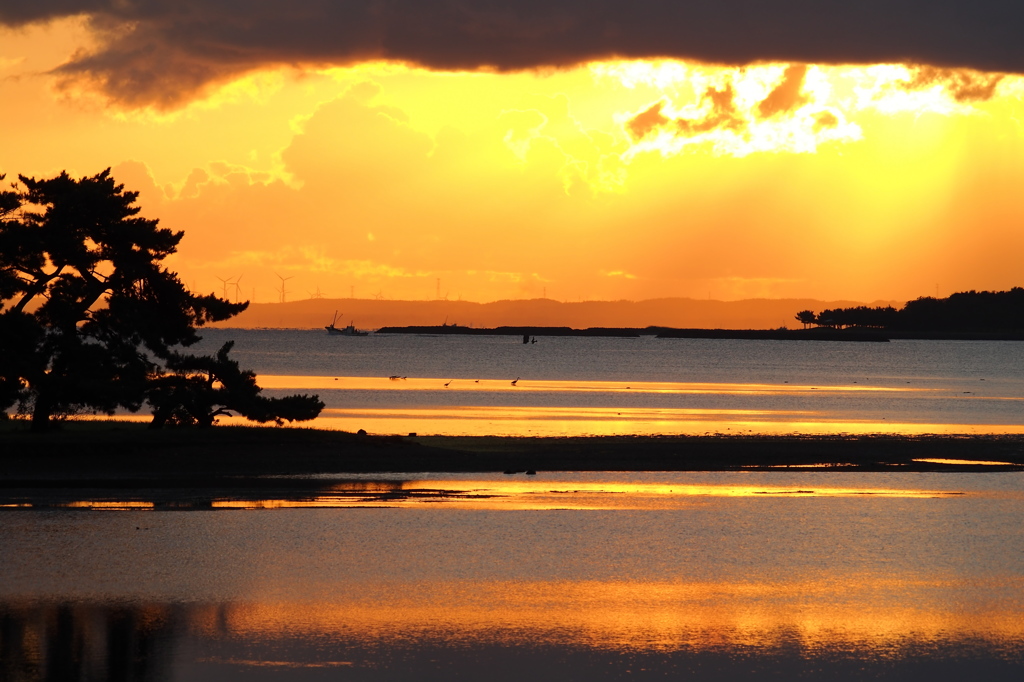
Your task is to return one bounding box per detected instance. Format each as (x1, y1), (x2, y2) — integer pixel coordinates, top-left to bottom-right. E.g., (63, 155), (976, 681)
(3, 1), (1023, 107)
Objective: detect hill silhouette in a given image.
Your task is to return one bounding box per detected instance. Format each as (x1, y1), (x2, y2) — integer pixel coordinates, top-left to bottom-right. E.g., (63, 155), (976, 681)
(212, 297), (900, 331)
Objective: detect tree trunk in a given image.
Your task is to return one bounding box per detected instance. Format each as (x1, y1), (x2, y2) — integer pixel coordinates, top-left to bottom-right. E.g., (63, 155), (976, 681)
(30, 394), (53, 431)
(149, 408), (169, 429)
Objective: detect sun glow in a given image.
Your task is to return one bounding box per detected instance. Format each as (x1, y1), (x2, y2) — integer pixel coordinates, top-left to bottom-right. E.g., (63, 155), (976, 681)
(3, 17), (1024, 304)
(607, 62), (1013, 160)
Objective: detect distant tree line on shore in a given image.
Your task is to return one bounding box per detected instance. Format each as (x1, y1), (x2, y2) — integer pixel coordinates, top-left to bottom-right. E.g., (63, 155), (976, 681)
(1, 169), (323, 431)
(796, 288), (1024, 332)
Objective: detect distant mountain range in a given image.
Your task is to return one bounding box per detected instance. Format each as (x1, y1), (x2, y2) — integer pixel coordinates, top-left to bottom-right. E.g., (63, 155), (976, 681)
(210, 297), (902, 331)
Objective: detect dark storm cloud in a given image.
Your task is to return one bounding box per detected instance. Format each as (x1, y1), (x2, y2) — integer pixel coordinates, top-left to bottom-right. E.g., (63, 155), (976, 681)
(3, 1), (1023, 107)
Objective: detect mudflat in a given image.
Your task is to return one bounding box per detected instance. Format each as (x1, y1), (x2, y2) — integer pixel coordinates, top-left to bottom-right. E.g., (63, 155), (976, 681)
(2, 421), (1022, 479)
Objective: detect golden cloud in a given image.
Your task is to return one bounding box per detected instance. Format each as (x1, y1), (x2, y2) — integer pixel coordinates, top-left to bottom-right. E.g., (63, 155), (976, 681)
(900, 65), (1005, 102)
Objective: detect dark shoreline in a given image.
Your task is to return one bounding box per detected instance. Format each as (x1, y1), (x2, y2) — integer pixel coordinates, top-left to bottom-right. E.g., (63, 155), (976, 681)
(374, 325), (1024, 341)
(2, 423), (1023, 479)
(3, 424), (1022, 508)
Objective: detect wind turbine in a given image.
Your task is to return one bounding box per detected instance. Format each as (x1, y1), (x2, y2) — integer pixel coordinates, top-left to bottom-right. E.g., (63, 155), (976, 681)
(233, 275), (244, 303)
(274, 272), (294, 303)
(216, 276), (232, 299)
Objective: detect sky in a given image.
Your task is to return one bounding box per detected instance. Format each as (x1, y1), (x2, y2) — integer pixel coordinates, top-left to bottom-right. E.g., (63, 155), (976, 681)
(2, 2), (1024, 304)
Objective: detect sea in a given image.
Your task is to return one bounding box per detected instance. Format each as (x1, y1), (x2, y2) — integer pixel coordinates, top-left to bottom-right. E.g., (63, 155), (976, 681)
(189, 328), (1024, 436)
(3, 330), (1024, 680)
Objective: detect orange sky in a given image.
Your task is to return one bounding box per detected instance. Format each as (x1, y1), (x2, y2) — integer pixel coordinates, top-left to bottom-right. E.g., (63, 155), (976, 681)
(2, 16), (1024, 304)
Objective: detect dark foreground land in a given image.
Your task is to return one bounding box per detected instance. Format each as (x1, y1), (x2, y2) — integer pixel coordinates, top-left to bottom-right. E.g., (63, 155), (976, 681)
(2, 421), (1023, 478)
(2, 422), (1021, 508)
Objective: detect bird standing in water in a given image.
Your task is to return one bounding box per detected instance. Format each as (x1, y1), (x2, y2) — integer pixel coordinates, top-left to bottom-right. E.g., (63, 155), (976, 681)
(511, 377), (519, 386)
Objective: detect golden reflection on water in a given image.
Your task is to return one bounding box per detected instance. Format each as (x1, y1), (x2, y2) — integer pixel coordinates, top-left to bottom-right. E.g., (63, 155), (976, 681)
(60, 501), (155, 510)
(81, 409), (1024, 437)
(46, 478), (978, 511)
(310, 408), (1024, 437)
(5, 575), (1023, 679)
(204, 478), (968, 511)
(75, 374), (1024, 436)
(915, 458), (1018, 466)
(255, 375), (1024, 436)
(206, 577), (1024, 652)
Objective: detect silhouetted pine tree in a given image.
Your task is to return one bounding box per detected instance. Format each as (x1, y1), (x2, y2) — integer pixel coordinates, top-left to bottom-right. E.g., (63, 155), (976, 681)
(0, 169), (322, 429)
(800, 289), (1024, 333)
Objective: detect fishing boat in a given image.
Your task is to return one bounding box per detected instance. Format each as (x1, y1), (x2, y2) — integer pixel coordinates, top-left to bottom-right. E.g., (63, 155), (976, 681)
(325, 311), (368, 336)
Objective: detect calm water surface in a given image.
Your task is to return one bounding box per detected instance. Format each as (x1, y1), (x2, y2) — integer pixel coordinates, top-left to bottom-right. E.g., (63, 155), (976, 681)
(179, 330), (1024, 436)
(7, 333), (1023, 679)
(3, 471), (1024, 680)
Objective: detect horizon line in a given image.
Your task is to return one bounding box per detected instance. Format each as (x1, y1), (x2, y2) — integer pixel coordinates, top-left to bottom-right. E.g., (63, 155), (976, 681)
(238, 295), (908, 306)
